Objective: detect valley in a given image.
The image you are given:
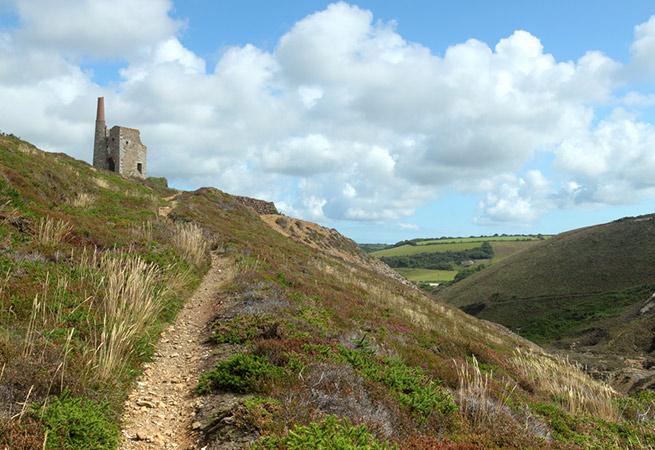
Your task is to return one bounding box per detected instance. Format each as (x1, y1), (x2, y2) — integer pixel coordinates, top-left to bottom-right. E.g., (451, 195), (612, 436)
(426, 218), (655, 393)
(364, 235), (545, 287)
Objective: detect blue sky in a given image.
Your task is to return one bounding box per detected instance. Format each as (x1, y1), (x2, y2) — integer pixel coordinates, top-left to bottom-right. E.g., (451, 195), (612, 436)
(1, 1), (655, 243)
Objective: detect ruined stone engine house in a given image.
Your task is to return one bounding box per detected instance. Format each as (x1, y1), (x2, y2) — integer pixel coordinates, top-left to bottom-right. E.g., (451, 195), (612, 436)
(93, 97), (147, 179)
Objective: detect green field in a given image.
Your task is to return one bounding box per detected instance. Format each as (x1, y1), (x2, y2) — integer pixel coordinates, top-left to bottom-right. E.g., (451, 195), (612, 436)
(395, 268), (457, 282)
(416, 235), (544, 245)
(369, 235), (549, 258)
(371, 241), (481, 257)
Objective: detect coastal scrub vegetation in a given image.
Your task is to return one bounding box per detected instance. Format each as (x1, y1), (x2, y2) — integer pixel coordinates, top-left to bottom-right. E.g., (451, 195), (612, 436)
(0, 132), (653, 449)
(0, 133), (208, 449)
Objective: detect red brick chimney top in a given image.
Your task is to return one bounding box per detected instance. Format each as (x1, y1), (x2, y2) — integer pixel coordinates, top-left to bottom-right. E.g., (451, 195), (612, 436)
(96, 97), (105, 122)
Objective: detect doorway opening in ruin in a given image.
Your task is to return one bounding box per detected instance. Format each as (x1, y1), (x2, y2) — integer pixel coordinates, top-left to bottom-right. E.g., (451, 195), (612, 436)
(107, 157), (115, 172)
(137, 163), (143, 174)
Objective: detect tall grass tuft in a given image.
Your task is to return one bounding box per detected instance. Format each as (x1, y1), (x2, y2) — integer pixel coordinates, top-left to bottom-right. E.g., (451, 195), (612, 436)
(22, 294), (45, 358)
(36, 216), (73, 245)
(455, 355), (515, 427)
(513, 349), (619, 421)
(128, 221), (153, 242)
(172, 221), (208, 266)
(69, 193), (94, 208)
(83, 251), (166, 379)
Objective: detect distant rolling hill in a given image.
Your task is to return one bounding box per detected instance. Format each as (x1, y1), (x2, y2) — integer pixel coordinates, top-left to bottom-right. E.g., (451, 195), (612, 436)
(439, 215), (655, 392)
(366, 235), (544, 284)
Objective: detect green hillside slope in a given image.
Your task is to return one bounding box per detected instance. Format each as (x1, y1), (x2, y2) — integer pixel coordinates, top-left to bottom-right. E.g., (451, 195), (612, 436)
(439, 218), (655, 391)
(0, 132), (653, 449)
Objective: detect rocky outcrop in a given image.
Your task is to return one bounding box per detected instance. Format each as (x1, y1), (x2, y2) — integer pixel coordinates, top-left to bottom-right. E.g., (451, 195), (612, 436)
(260, 214), (414, 288)
(233, 196), (278, 215)
(609, 367), (655, 394)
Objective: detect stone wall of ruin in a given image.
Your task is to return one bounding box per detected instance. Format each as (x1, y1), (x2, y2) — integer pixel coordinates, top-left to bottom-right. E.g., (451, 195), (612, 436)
(109, 126), (147, 179)
(233, 196), (278, 214)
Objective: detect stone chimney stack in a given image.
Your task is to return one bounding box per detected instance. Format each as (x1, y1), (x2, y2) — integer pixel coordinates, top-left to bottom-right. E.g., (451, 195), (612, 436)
(96, 96), (105, 122)
(93, 97), (108, 169)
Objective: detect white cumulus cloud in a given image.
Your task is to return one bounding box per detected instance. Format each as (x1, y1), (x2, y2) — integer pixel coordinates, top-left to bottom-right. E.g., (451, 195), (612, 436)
(0, 2), (654, 230)
(554, 109), (655, 205)
(475, 171), (553, 224)
(9, 0), (184, 59)
(630, 15), (655, 77)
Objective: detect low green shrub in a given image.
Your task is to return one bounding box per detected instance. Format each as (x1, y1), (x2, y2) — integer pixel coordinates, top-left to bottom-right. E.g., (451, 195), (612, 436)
(32, 389), (120, 450)
(534, 401), (655, 448)
(197, 352), (283, 394)
(253, 415), (396, 450)
(146, 176), (168, 188)
(338, 347), (457, 419)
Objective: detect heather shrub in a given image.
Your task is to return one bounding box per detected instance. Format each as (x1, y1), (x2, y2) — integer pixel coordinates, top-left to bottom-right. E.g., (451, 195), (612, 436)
(253, 415), (396, 450)
(211, 313), (282, 344)
(0, 417), (46, 450)
(197, 353), (283, 394)
(281, 361), (405, 437)
(228, 397), (284, 434)
(32, 389), (119, 450)
(338, 346), (457, 419)
(398, 435), (484, 450)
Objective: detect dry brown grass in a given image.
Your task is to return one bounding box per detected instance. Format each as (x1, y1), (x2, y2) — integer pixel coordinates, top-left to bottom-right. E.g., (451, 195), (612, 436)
(86, 251), (166, 379)
(21, 294), (44, 359)
(128, 220), (154, 242)
(93, 177), (111, 190)
(36, 216), (73, 245)
(69, 192), (94, 208)
(172, 221), (208, 266)
(512, 349), (619, 421)
(18, 274), (77, 402)
(455, 355), (516, 427)
(18, 247), (175, 384)
(16, 142), (39, 156)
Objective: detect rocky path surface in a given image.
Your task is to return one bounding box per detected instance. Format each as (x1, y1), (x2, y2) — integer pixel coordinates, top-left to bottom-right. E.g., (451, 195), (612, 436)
(119, 253), (231, 450)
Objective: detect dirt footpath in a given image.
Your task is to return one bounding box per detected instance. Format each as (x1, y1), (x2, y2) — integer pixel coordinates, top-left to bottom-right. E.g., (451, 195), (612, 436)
(119, 254), (231, 450)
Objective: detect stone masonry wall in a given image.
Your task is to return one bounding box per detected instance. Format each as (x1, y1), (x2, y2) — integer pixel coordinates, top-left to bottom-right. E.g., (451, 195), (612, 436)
(93, 121), (110, 170)
(233, 196), (278, 214)
(111, 126), (147, 179)
(107, 126), (122, 171)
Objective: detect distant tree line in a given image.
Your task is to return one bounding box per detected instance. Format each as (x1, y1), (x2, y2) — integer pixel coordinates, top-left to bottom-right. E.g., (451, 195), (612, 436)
(359, 243), (390, 253)
(391, 239), (419, 248)
(380, 242), (493, 270)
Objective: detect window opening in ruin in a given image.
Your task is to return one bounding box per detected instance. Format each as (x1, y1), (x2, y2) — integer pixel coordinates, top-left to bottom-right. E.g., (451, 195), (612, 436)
(137, 163), (143, 174)
(126, 140), (129, 145)
(107, 157), (115, 172)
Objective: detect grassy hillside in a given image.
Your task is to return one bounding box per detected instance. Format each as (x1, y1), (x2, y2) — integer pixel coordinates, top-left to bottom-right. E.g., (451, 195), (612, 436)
(395, 268), (457, 283)
(0, 133), (210, 448)
(439, 218), (655, 391)
(489, 240), (542, 263)
(0, 132), (654, 449)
